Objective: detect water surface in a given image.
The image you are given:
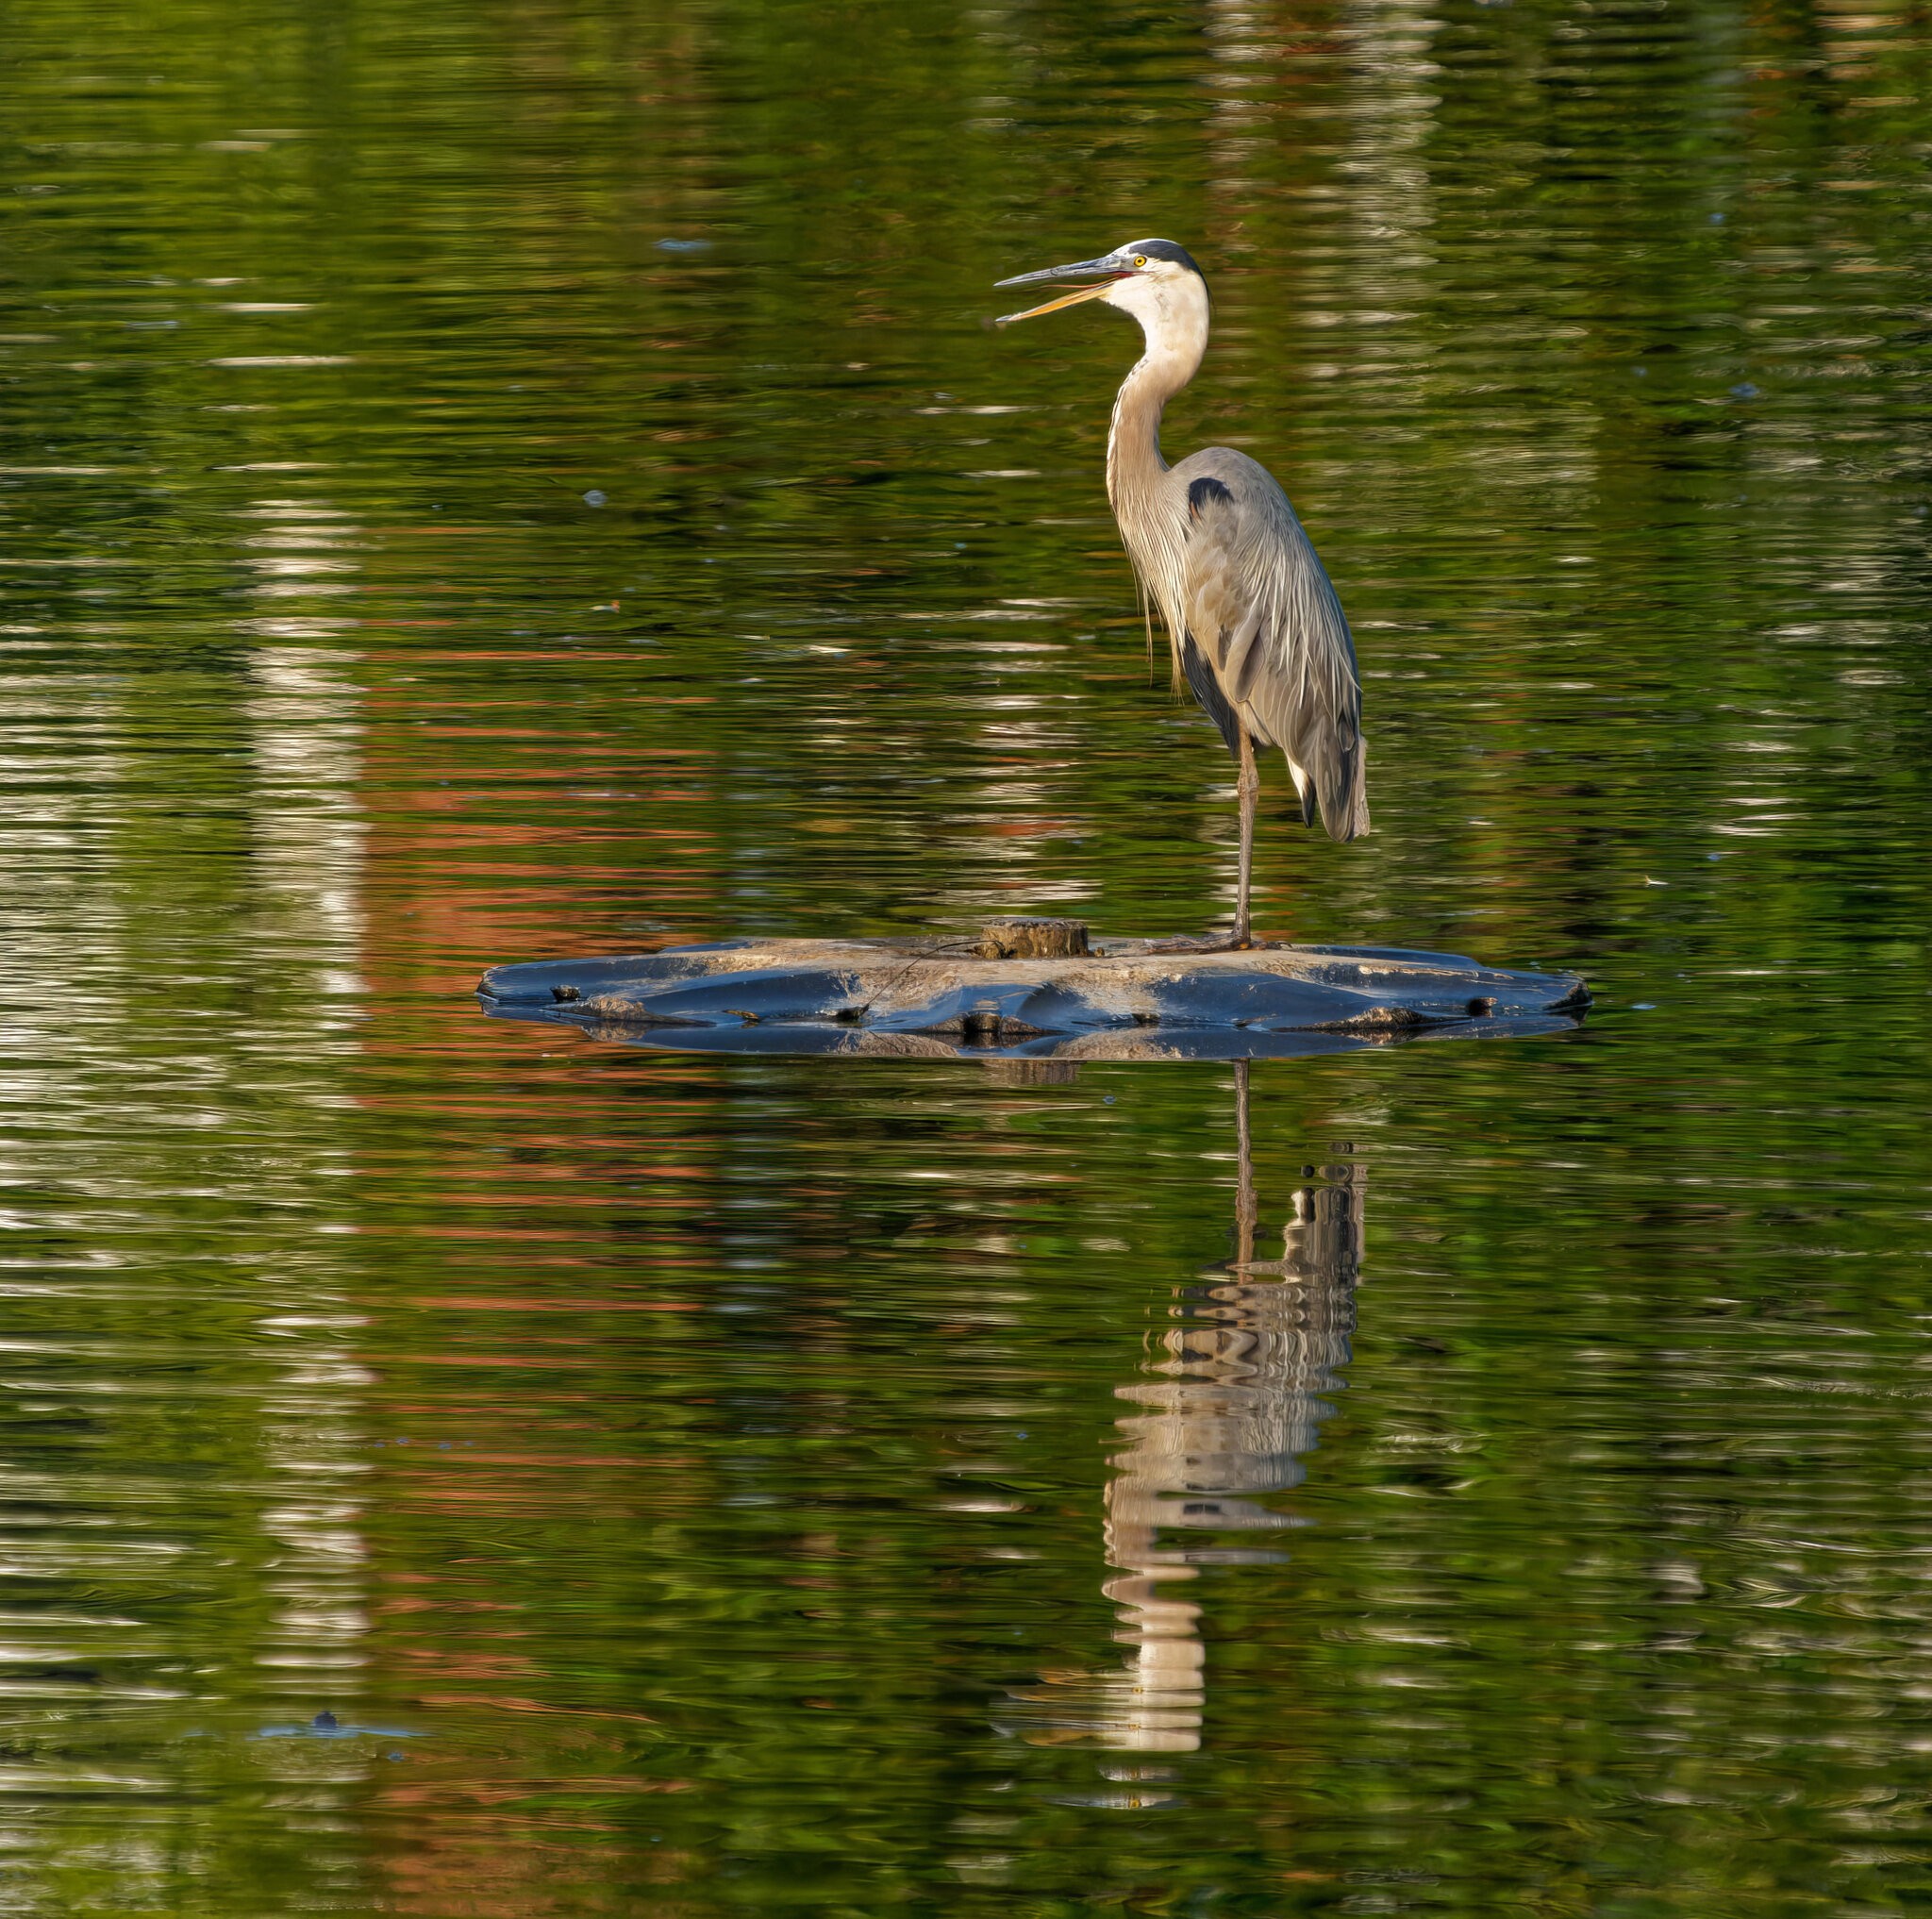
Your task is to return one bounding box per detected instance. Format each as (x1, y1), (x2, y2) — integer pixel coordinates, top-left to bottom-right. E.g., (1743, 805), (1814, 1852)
(2, 0), (1930, 1911)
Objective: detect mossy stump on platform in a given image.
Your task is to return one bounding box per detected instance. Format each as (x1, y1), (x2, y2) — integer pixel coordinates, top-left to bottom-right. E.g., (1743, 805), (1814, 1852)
(971, 917), (1092, 960)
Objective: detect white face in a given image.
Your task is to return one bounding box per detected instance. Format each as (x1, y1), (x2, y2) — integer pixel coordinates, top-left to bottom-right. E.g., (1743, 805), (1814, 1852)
(1100, 244), (1208, 343)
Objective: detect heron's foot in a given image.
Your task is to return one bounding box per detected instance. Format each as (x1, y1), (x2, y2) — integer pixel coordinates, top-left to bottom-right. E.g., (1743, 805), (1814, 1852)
(1149, 930), (1264, 955)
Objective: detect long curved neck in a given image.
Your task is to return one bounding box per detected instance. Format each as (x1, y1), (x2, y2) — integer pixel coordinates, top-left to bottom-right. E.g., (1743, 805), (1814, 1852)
(1105, 295), (1208, 517)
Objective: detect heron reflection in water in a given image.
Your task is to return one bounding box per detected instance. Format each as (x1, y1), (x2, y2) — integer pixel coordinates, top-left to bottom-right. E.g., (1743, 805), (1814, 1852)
(996, 241), (1368, 947)
(1008, 1064), (1363, 1752)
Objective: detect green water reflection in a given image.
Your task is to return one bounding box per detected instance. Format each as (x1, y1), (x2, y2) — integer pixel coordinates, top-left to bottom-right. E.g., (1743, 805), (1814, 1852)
(3, 0), (1931, 1910)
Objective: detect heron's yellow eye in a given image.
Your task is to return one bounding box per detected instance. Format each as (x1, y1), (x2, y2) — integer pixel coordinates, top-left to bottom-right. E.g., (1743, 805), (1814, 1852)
(1134, 255), (1147, 267)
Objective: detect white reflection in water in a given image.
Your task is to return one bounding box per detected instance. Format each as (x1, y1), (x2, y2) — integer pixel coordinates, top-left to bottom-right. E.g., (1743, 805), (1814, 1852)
(236, 530), (375, 1714)
(247, 650), (366, 997)
(1012, 1065), (1363, 1750)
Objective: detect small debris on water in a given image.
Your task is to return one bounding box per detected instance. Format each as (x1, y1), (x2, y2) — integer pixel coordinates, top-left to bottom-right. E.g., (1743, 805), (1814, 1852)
(583, 489), (607, 507)
(252, 1711), (420, 1741)
(655, 238), (712, 253)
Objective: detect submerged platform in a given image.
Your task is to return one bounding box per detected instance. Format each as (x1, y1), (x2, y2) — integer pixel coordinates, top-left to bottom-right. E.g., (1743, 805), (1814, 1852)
(476, 922), (1590, 1063)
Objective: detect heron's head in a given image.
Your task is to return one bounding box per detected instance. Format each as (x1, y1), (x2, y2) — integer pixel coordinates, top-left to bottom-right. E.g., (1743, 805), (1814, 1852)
(994, 239), (1208, 342)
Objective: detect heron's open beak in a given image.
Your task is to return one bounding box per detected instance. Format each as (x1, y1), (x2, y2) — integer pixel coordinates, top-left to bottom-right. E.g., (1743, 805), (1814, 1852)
(994, 281), (1113, 326)
(993, 254), (1127, 326)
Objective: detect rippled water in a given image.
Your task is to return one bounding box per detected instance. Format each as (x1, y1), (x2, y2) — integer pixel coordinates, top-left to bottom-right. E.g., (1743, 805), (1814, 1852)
(3, 0), (1930, 1910)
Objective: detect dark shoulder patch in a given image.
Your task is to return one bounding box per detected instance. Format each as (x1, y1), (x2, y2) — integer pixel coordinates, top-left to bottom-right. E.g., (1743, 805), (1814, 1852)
(1188, 475), (1234, 522)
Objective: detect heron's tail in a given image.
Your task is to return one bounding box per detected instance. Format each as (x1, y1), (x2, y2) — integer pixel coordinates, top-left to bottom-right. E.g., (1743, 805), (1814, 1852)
(1318, 733), (1369, 843)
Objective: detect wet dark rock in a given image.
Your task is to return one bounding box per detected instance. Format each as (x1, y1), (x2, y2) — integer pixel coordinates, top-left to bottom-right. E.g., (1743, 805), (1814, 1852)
(478, 933), (1589, 1062)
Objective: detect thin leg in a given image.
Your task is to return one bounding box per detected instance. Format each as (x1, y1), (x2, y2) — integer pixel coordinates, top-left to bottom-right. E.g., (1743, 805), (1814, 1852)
(1234, 727), (1258, 947)
(1233, 1059), (1257, 1271)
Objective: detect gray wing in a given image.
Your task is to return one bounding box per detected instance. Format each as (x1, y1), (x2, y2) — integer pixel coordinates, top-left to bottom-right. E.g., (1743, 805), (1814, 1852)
(1171, 447), (1369, 843)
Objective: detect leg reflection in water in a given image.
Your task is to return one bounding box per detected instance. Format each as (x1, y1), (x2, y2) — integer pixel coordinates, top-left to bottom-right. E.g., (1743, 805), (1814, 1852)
(1010, 1063), (1363, 1752)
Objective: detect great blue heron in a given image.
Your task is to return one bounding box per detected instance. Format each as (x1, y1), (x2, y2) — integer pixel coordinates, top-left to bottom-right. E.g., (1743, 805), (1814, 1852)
(996, 239), (1368, 945)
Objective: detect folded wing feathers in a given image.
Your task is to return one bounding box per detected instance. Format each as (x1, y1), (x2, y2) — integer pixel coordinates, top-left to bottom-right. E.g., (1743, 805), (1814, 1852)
(1174, 451), (1369, 842)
